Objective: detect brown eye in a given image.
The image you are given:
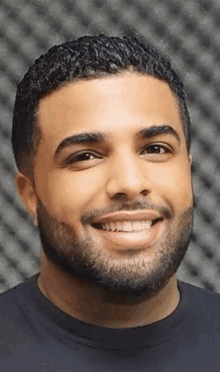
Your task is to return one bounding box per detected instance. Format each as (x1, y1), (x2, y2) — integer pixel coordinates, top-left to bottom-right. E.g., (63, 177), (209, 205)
(148, 146), (163, 153)
(143, 145), (171, 154)
(67, 152), (97, 163)
(74, 152), (95, 162)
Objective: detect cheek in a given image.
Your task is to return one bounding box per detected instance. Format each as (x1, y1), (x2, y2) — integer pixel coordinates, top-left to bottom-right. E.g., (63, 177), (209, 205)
(42, 169), (105, 218)
(151, 161), (192, 211)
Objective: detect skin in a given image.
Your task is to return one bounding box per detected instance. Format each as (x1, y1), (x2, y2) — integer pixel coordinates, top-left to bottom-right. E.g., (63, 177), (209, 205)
(15, 72), (193, 328)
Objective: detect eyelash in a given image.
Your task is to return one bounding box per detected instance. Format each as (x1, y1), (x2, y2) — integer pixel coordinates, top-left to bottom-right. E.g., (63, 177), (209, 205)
(65, 144), (172, 165)
(142, 144), (172, 156)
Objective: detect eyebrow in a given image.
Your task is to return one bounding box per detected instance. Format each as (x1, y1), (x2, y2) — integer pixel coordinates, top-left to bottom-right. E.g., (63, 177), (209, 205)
(54, 125), (181, 160)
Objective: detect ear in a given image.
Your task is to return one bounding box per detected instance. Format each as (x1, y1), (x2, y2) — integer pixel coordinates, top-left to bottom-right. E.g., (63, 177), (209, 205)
(189, 153), (193, 166)
(14, 172), (38, 225)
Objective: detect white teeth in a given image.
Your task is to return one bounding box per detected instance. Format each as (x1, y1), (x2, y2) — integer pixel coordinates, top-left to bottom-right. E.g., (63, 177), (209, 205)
(110, 222), (116, 231)
(123, 222), (133, 232)
(100, 220), (152, 232)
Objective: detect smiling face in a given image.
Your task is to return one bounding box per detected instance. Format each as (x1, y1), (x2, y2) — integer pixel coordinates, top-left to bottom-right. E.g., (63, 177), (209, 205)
(17, 72), (193, 300)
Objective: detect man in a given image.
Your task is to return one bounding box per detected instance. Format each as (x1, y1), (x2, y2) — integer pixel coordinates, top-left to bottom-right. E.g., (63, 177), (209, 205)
(0, 32), (219, 371)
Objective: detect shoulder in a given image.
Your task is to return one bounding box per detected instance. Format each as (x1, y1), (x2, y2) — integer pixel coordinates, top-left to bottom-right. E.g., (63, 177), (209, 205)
(0, 279), (26, 301)
(0, 275), (38, 318)
(178, 280), (220, 302)
(178, 280), (220, 323)
(0, 281), (28, 328)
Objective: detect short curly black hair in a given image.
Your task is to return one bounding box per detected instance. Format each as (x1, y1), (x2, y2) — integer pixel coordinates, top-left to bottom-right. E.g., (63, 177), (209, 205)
(12, 32), (191, 183)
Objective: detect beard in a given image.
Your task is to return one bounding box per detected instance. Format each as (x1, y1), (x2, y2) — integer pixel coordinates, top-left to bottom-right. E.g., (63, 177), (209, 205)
(36, 196), (194, 303)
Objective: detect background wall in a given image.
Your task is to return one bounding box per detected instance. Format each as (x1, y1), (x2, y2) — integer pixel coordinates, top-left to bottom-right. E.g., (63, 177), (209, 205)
(1, 0), (220, 293)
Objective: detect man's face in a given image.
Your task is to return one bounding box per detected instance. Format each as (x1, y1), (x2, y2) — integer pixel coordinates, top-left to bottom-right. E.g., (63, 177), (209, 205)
(34, 73), (193, 301)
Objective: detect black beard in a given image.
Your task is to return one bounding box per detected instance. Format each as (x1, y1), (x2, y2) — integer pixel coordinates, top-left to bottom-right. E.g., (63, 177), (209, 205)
(37, 197), (194, 304)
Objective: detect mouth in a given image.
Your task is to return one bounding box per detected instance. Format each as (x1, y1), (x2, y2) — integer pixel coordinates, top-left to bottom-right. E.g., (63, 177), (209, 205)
(91, 218), (162, 231)
(90, 218), (164, 250)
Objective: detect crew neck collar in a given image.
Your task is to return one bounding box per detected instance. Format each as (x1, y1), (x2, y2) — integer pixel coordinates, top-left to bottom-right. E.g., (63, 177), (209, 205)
(24, 273), (191, 350)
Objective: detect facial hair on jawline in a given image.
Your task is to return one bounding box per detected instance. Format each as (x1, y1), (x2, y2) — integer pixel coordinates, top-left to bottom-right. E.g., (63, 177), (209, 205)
(36, 195), (194, 303)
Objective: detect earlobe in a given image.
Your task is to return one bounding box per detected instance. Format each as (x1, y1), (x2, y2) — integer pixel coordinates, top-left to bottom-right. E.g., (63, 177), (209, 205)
(14, 172), (38, 224)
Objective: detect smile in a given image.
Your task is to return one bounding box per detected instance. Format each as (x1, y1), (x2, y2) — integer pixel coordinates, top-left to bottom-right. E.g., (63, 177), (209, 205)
(91, 218), (164, 250)
(93, 218), (161, 232)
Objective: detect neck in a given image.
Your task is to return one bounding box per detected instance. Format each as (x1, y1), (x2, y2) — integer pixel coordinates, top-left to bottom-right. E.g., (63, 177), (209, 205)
(37, 250), (180, 328)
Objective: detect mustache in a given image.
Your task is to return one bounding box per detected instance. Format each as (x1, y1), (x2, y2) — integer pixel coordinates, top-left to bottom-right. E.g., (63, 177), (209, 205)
(82, 199), (174, 224)
(36, 192), (195, 226)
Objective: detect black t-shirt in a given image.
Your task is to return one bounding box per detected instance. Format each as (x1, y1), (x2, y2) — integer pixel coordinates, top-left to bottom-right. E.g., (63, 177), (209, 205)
(0, 273), (220, 371)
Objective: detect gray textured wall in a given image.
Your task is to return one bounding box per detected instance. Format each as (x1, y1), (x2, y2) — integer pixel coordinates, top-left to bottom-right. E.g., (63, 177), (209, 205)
(1, 0), (220, 293)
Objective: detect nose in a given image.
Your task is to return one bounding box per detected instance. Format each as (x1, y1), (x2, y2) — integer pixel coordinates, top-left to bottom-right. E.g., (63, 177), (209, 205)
(106, 149), (152, 201)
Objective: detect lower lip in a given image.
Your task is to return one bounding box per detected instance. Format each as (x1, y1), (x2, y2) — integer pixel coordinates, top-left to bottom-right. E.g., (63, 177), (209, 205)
(92, 220), (164, 250)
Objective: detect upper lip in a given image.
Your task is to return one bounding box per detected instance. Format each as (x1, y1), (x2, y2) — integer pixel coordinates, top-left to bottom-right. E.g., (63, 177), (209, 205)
(92, 210), (163, 224)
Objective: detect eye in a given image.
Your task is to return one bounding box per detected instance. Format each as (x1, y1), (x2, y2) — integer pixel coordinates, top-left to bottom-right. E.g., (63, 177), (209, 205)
(66, 151), (101, 164)
(143, 145), (170, 153)
(141, 144), (172, 158)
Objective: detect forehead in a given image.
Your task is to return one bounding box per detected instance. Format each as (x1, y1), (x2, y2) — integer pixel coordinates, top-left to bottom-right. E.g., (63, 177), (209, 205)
(37, 73), (184, 155)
